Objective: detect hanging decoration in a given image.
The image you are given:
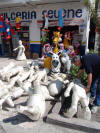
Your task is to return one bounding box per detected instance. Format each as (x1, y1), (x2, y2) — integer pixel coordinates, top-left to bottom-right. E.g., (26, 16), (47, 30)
(41, 28), (49, 46)
(5, 18), (11, 40)
(44, 12), (49, 29)
(67, 32), (71, 41)
(53, 31), (62, 53)
(5, 18), (16, 40)
(0, 14), (16, 41)
(0, 14), (5, 37)
(63, 32), (70, 49)
(16, 17), (21, 32)
(57, 26), (62, 31)
(58, 8), (64, 29)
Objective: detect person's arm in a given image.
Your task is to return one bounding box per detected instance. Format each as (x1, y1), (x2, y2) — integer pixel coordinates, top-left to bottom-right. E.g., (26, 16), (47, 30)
(85, 73), (92, 93)
(77, 69), (84, 78)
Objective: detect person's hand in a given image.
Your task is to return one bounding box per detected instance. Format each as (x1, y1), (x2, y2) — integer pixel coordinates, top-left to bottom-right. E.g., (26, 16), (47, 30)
(85, 88), (90, 93)
(77, 72), (81, 78)
(77, 69), (83, 78)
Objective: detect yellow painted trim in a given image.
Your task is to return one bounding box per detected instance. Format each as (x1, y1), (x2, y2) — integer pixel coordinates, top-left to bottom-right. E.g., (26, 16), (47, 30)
(30, 44), (41, 45)
(30, 40), (41, 43)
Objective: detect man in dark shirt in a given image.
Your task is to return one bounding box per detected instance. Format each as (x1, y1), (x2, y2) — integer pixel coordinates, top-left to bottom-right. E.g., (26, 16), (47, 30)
(72, 54), (100, 113)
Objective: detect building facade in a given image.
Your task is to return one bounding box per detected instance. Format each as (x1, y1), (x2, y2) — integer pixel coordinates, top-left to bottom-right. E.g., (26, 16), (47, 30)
(0, 0), (90, 57)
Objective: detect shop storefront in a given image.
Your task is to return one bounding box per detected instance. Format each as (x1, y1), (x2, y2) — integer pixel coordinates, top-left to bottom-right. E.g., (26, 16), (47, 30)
(0, 1), (90, 57)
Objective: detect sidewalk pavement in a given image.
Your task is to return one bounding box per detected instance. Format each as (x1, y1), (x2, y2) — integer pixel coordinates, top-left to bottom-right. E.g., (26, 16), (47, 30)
(0, 57), (100, 133)
(0, 57), (30, 69)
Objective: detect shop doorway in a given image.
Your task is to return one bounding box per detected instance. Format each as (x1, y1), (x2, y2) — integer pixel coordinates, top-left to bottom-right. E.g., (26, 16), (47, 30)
(20, 26), (30, 58)
(1, 37), (14, 56)
(48, 25), (79, 46)
(20, 26), (30, 52)
(40, 25), (84, 57)
(47, 25), (85, 55)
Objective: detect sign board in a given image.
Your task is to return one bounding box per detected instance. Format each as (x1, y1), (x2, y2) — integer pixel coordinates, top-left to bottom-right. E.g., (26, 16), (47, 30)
(0, 7), (84, 21)
(37, 19), (84, 27)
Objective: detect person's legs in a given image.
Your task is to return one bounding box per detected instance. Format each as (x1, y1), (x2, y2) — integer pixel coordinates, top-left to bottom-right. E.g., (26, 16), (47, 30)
(95, 78), (100, 106)
(91, 77), (100, 113)
(90, 78), (98, 97)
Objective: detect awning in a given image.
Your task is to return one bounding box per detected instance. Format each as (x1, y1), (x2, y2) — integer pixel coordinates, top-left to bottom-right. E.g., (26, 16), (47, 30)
(0, 0), (78, 8)
(10, 21), (31, 26)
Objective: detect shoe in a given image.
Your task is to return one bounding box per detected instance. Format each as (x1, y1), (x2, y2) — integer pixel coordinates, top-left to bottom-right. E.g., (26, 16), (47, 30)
(91, 106), (98, 114)
(89, 96), (95, 105)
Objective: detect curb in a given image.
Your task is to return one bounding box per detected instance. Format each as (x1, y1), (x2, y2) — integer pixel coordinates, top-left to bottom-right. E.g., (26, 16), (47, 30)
(45, 113), (100, 133)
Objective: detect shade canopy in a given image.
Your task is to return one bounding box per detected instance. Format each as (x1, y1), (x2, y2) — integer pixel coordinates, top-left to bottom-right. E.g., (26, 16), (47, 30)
(0, 0), (81, 8)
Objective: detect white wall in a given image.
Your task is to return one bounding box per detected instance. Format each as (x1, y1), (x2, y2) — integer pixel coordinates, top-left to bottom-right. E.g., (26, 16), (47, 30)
(29, 19), (40, 43)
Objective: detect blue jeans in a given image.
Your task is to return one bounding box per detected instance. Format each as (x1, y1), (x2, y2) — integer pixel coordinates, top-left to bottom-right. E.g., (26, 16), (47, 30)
(90, 76), (100, 106)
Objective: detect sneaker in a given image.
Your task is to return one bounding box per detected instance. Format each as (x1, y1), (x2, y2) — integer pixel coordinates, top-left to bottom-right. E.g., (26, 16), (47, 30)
(89, 96), (95, 105)
(91, 106), (98, 114)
